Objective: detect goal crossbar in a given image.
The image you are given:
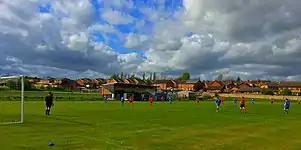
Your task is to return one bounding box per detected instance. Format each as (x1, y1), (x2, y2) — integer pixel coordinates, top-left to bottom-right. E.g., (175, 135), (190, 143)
(0, 75), (24, 125)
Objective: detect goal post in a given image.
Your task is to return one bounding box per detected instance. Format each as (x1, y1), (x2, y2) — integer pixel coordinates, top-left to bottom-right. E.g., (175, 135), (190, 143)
(0, 75), (24, 124)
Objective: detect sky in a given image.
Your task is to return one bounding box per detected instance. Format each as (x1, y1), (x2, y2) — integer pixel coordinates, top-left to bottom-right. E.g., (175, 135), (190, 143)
(1, 0), (301, 81)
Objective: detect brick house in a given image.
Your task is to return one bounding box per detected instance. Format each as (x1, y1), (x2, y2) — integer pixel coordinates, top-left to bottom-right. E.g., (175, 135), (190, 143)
(106, 77), (124, 84)
(267, 82), (301, 95)
(178, 79), (203, 91)
(222, 80), (236, 93)
(60, 78), (77, 90)
(153, 80), (177, 90)
(206, 80), (225, 93)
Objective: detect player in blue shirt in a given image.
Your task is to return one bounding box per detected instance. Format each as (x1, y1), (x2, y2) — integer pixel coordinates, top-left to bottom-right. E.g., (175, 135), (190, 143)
(168, 96), (173, 104)
(284, 98), (290, 114)
(233, 98), (237, 105)
(251, 98), (255, 104)
(216, 97), (221, 112)
(120, 96), (125, 106)
(104, 95), (108, 103)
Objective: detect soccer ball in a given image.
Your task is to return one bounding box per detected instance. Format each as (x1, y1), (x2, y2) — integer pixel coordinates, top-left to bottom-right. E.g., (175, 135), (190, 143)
(48, 141), (54, 146)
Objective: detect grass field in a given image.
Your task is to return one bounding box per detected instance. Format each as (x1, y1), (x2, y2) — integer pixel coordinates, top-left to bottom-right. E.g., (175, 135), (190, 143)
(1, 100), (301, 150)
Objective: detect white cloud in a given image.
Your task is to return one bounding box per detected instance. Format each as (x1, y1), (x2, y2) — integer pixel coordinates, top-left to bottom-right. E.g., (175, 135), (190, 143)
(1, 0), (301, 80)
(101, 10), (134, 25)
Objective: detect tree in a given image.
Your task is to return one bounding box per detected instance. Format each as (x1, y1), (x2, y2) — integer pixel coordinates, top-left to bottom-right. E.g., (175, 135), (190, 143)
(120, 72), (124, 78)
(145, 79), (152, 85)
(236, 76), (241, 82)
(18, 78), (32, 91)
(142, 73), (146, 81)
(281, 88), (292, 96)
(261, 88), (268, 95)
(110, 74), (118, 79)
(149, 73), (153, 80)
(153, 72), (156, 81)
(131, 73), (135, 79)
(216, 73), (223, 81)
(180, 72), (190, 80)
(6, 80), (16, 90)
(46, 85), (52, 90)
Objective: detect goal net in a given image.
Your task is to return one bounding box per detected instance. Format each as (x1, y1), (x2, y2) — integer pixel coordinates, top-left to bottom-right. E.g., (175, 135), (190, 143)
(0, 75), (24, 124)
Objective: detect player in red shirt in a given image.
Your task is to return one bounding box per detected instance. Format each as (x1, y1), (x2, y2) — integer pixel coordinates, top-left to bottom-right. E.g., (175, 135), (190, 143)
(128, 96), (133, 107)
(149, 96), (154, 106)
(240, 97), (247, 113)
(195, 97), (199, 103)
(221, 97), (224, 104)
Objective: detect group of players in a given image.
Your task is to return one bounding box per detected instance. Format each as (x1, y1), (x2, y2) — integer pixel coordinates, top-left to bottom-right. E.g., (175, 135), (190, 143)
(45, 92), (297, 115)
(214, 96), (292, 114)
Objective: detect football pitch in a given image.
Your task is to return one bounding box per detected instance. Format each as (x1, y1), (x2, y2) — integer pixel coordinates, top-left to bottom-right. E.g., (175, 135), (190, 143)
(0, 100), (301, 150)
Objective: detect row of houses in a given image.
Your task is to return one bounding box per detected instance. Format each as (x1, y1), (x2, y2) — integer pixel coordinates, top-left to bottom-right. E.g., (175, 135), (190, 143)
(153, 79), (301, 95)
(25, 76), (301, 95)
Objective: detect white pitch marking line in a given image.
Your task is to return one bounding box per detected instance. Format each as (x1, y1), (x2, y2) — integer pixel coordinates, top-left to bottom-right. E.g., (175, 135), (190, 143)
(77, 135), (141, 150)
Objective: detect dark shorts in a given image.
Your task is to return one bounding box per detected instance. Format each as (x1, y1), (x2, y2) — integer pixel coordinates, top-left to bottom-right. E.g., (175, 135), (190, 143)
(46, 103), (52, 107)
(285, 106), (290, 109)
(240, 104), (245, 108)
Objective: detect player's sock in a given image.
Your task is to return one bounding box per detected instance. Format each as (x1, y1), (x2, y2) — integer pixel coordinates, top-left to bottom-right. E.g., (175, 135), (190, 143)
(240, 108), (242, 112)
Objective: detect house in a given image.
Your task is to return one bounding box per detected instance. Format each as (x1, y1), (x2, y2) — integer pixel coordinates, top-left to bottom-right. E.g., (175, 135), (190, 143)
(60, 78), (77, 90)
(123, 78), (137, 84)
(76, 78), (94, 88)
(26, 77), (41, 84)
(132, 78), (146, 85)
(222, 80), (236, 93)
(173, 80), (186, 90)
(94, 78), (107, 87)
(267, 81), (301, 95)
(153, 80), (177, 91)
(178, 79), (203, 91)
(206, 80), (225, 93)
(35, 78), (51, 87)
(106, 77), (125, 84)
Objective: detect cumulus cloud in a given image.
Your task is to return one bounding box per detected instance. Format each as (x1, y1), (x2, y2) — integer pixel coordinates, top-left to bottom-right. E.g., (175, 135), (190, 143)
(1, 0), (301, 80)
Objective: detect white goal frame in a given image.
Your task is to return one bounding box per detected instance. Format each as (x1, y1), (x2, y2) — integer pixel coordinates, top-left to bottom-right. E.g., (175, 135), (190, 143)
(0, 75), (24, 125)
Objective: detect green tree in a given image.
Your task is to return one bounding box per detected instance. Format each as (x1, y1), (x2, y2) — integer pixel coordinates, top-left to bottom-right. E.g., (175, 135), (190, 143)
(110, 74), (118, 79)
(236, 76), (241, 82)
(281, 88), (292, 96)
(149, 73), (153, 80)
(40, 86), (45, 90)
(18, 78), (32, 91)
(153, 72), (156, 81)
(131, 73), (135, 79)
(142, 73), (146, 81)
(145, 79), (152, 85)
(180, 72), (190, 80)
(46, 85), (52, 90)
(6, 80), (16, 90)
(120, 72), (124, 78)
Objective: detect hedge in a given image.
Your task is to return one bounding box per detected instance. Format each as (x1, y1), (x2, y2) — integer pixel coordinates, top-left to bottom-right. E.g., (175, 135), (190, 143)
(0, 96), (103, 101)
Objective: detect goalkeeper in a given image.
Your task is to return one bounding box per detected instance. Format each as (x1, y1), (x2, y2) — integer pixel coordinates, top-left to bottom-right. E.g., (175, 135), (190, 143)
(45, 92), (54, 115)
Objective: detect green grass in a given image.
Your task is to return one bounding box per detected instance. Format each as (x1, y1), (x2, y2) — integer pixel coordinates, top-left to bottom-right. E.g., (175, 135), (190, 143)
(1, 100), (301, 150)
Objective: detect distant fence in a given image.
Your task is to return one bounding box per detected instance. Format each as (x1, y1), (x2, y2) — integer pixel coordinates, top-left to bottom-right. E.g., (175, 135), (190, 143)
(0, 96), (103, 101)
(219, 94), (301, 101)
